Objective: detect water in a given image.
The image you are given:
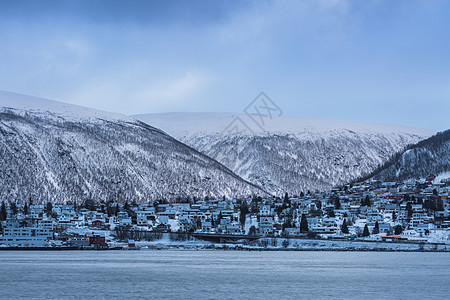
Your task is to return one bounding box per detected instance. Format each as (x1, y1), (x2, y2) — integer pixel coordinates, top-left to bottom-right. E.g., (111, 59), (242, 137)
(0, 251), (449, 299)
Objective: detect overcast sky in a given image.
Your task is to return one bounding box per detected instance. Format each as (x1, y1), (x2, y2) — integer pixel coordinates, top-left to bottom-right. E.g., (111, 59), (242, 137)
(0, 0), (449, 130)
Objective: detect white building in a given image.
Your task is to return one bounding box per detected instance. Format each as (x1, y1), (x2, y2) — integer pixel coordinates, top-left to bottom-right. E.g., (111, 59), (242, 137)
(0, 227), (52, 247)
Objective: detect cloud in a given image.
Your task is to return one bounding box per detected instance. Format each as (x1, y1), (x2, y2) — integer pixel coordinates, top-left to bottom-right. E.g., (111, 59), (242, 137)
(0, 0), (449, 130)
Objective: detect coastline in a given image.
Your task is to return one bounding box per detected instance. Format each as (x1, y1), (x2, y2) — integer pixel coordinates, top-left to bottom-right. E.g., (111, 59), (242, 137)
(3, 235), (448, 252)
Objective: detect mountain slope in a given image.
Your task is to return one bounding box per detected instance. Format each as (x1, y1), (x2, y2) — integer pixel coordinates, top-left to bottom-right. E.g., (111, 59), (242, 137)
(134, 112), (434, 195)
(367, 129), (450, 182)
(0, 91), (265, 203)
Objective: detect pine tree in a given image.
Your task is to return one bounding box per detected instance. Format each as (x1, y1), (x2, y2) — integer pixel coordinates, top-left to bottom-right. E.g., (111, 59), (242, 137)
(362, 224), (370, 237)
(341, 219), (349, 234)
(240, 201), (249, 227)
(436, 198), (444, 211)
(372, 221), (379, 234)
(406, 202), (413, 219)
(0, 201), (7, 221)
(404, 194), (410, 202)
(283, 192), (290, 208)
(45, 202), (53, 216)
(10, 202), (18, 216)
(23, 202), (29, 215)
(248, 225), (257, 236)
(334, 198), (341, 209)
(394, 225), (403, 235)
(300, 214), (309, 233)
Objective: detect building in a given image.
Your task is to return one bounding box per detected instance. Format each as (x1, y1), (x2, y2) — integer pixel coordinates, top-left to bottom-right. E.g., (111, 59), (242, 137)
(87, 233), (107, 248)
(0, 227), (52, 247)
(259, 216), (274, 235)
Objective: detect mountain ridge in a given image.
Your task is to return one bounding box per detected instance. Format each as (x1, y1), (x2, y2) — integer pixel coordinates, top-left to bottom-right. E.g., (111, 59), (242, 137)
(364, 129), (450, 182)
(0, 91), (267, 203)
(135, 112), (435, 195)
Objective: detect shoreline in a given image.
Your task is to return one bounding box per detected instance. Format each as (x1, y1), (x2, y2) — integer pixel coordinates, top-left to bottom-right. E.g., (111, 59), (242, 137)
(1, 245), (449, 252)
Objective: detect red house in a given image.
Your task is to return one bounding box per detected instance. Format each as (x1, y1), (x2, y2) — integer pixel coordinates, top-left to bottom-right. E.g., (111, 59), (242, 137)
(91, 220), (104, 228)
(87, 234), (106, 247)
(154, 224), (171, 233)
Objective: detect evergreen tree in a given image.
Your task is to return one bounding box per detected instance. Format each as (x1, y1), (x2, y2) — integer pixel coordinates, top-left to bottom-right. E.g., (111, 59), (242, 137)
(404, 194), (410, 202)
(210, 213), (215, 227)
(248, 225), (257, 236)
(334, 198), (341, 209)
(240, 201), (249, 227)
(0, 201), (7, 221)
(23, 202), (29, 215)
(315, 200), (322, 210)
(341, 219), (349, 234)
(283, 192), (290, 208)
(10, 202), (18, 216)
(362, 224), (370, 237)
(394, 225), (403, 235)
(436, 198), (444, 211)
(45, 202), (53, 217)
(406, 202), (413, 219)
(300, 214), (309, 233)
(372, 221), (379, 234)
(217, 211), (223, 225)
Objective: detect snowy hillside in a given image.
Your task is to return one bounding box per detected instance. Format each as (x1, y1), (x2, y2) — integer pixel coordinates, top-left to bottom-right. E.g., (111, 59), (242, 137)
(369, 129), (450, 182)
(0, 91), (266, 203)
(134, 112), (435, 195)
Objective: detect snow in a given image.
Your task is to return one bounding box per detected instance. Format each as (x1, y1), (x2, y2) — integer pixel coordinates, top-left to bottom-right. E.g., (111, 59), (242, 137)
(434, 171), (450, 184)
(63, 229), (450, 251)
(134, 112), (435, 194)
(0, 90), (132, 122)
(134, 112), (435, 139)
(0, 90), (265, 203)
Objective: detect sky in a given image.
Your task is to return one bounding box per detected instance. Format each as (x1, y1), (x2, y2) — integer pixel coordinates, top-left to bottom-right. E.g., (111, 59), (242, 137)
(0, 0), (449, 130)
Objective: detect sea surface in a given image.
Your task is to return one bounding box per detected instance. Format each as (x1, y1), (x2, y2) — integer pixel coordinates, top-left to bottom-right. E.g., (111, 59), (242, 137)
(0, 251), (449, 299)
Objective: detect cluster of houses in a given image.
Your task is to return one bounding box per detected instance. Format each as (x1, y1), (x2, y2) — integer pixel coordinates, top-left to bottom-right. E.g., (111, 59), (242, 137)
(1, 175), (449, 247)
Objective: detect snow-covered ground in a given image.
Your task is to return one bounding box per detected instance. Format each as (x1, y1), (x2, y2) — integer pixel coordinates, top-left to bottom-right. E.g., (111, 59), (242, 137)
(74, 230), (450, 252)
(134, 112), (434, 194)
(0, 90), (130, 123)
(134, 112), (434, 138)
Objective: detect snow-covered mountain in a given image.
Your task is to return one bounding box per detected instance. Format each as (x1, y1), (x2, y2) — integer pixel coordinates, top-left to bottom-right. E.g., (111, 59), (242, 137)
(134, 112), (435, 195)
(0, 91), (266, 204)
(368, 129), (450, 182)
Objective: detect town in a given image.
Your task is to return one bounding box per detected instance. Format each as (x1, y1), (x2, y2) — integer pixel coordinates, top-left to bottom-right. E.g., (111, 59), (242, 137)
(1, 175), (449, 251)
